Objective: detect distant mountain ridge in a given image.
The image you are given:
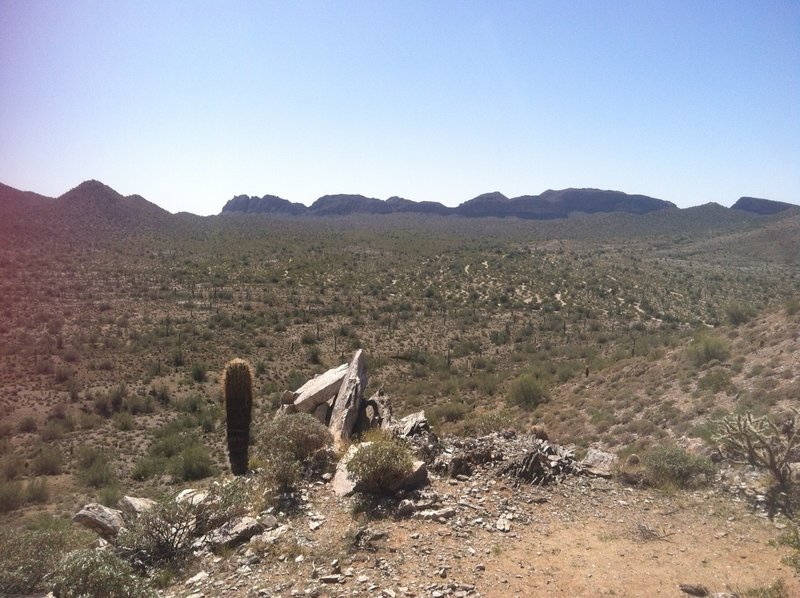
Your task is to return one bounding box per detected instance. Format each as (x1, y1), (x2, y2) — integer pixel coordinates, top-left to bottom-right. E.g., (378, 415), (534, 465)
(1, 180), (797, 226)
(731, 196), (797, 215)
(221, 188), (680, 219)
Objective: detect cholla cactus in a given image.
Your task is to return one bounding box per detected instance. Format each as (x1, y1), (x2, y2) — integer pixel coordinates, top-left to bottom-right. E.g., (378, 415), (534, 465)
(714, 409), (799, 516)
(223, 358), (253, 475)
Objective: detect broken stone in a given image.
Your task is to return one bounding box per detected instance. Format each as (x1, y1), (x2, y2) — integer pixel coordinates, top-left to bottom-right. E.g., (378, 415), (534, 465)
(293, 363), (348, 414)
(118, 495), (156, 518)
(329, 349), (367, 448)
(495, 517), (511, 532)
(416, 507), (456, 521)
(497, 438), (579, 485)
(185, 571), (209, 586)
(73, 503), (126, 538)
(206, 516), (266, 549)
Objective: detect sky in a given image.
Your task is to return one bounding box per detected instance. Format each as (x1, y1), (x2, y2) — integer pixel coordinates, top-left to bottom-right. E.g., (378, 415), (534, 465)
(1, 1), (799, 215)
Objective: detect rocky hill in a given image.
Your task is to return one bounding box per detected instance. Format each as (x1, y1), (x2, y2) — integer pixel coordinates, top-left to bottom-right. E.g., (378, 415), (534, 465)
(220, 188), (678, 219)
(732, 196), (798, 215)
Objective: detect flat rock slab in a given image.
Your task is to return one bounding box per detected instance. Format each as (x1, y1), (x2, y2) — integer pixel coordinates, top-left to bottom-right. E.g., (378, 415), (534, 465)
(293, 363), (348, 413)
(73, 503), (126, 538)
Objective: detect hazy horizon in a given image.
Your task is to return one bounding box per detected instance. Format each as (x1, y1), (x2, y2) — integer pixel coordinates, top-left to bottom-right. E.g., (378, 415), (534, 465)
(2, 1), (799, 215)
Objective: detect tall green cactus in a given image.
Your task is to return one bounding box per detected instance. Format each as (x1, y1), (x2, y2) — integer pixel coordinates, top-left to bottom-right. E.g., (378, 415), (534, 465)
(223, 358), (253, 475)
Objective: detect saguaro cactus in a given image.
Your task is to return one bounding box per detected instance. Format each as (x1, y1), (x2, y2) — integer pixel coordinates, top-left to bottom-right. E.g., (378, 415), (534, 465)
(223, 358), (253, 475)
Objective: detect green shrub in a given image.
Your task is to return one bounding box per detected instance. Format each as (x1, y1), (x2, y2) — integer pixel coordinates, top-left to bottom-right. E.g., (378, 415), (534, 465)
(259, 413), (332, 463)
(507, 374), (549, 410)
(686, 334), (730, 366)
(697, 367), (734, 394)
(0, 517), (87, 595)
(2, 453), (25, 480)
(112, 411), (135, 431)
(75, 446), (116, 488)
(169, 444), (214, 481)
(725, 302), (756, 325)
(191, 362), (207, 383)
(19, 416), (37, 433)
(25, 477), (49, 504)
(642, 445), (714, 490)
(346, 439), (413, 495)
(119, 484), (246, 566)
(53, 549), (155, 598)
(306, 345), (322, 364)
(130, 456), (163, 481)
(0, 480), (24, 513)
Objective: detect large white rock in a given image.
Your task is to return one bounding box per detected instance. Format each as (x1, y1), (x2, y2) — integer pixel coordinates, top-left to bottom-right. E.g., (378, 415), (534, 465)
(292, 363), (348, 413)
(73, 503), (126, 538)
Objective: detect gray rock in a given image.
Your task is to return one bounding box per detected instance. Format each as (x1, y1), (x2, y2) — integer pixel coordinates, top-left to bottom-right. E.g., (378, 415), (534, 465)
(293, 363), (348, 414)
(73, 503), (126, 538)
(580, 448), (617, 478)
(329, 349), (367, 449)
(118, 496), (156, 518)
(206, 516), (266, 548)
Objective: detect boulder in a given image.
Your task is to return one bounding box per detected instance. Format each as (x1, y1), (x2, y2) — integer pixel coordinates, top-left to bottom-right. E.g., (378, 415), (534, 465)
(580, 448), (617, 478)
(206, 516), (266, 549)
(329, 350), (367, 448)
(292, 363), (348, 413)
(118, 496), (156, 518)
(73, 503), (126, 538)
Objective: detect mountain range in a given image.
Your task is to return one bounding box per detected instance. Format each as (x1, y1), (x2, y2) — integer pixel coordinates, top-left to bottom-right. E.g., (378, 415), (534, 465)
(1, 180), (797, 227)
(221, 188), (799, 220)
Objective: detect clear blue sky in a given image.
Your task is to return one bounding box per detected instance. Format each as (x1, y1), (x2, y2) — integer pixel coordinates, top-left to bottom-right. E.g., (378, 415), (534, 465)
(1, 1), (798, 215)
